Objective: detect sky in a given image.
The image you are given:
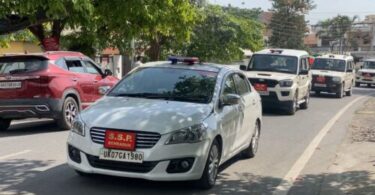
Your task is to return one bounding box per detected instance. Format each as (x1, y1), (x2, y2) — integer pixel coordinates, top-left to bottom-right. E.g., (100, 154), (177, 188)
(211, 0), (375, 24)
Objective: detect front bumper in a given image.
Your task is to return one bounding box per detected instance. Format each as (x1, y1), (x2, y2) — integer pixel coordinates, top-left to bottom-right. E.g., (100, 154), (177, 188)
(356, 76), (375, 84)
(258, 86), (296, 109)
(311, 82), (342, 93)
(0, 98), (63, 119)
(67, 132), (211, 181)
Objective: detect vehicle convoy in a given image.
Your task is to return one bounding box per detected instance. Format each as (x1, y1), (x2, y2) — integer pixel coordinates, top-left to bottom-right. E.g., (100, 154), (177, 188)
(240, 49), (311, 115)
(67, 57), (262, 189)
(0, 51), (118, 131)
(356, 59), (375, 87)
(310, 54), (355, 98)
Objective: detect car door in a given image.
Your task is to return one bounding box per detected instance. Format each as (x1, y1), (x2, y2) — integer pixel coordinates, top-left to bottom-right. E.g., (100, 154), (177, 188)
(232, 73), (256, 151)
(298, 57), (310, 100)
(345, 61), (354, 89)
(81, 59), (106, 102)
(218, 74), (241, 159)
(65, 58), (95, 104)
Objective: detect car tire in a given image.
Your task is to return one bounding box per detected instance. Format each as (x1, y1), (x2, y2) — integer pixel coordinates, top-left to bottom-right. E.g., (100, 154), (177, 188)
(0, 119), (11, 131)
(286, 92), (298, 115)
(56, 97), (79, 130)
(242, 121), (260, 159)
(300, 91), (310, 110)
(346, 84), (353, 96)
(336, 84), (344, 98)
(195, 139), (221, 190)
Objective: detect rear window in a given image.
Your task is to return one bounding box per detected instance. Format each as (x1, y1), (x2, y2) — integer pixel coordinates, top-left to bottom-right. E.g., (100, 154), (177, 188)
(0, 56), (48, 75)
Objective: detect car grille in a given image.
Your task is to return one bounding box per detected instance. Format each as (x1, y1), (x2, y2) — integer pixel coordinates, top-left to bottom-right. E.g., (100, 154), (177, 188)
(248, 78), (278, 87)
(90, 127), (161, 149)
(312, 75), (333, 83)
(86, 154), (158, 173)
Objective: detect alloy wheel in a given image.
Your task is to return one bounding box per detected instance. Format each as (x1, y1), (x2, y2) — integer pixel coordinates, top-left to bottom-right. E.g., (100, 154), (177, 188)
(65, 101), (77, 126)
(208, 144), (220, 185)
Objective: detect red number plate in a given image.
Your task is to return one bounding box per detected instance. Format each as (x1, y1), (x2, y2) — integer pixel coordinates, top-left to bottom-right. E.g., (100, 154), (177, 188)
(254, 83), (268, 91)
(316, 76), (326, 83)
(104, 130), (136, 151)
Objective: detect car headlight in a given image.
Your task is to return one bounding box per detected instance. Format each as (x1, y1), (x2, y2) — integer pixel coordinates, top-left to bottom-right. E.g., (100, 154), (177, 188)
(279, 79), (294, 87)
(332, 77), (341, 82)
(165, 123), (208, 145)
(72, 115), (86, 137)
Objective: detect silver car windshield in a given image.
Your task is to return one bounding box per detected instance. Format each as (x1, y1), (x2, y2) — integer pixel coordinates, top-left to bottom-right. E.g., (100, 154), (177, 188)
(108, 67), (218, 104)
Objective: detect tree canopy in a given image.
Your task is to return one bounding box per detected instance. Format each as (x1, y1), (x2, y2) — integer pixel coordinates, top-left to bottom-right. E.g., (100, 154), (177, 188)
(269, 0), (315, 50)
(179, 5), (264, 63)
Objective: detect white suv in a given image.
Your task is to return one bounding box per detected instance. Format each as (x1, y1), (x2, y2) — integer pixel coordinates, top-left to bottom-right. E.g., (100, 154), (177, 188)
(240, 49), (311, 115)
(67, 57), (262, 189)
(311, 54), (355, 98)
(356, 59), (375, 87)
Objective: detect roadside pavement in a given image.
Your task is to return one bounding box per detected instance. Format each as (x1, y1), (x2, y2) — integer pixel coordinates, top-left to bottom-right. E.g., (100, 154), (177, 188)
(319, 97), (375, 195)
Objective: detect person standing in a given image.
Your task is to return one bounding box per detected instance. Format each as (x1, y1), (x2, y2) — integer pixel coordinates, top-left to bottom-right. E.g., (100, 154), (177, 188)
(133, 56), (143, 69)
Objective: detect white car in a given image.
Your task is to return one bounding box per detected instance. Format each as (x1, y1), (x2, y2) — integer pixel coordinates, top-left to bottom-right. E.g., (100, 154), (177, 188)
(240, 49), (311, 115)
(356, 59), (375, 87)
(311, 54), (355, 98)
(67, 57), (262, 189)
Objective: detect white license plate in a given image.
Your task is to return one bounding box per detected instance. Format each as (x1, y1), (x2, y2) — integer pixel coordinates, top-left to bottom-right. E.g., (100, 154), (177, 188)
(99, 148), (144, 163)
(258, 91), (269, 96)
(314, 83), (327, 87)
(0, 81), (22, 89)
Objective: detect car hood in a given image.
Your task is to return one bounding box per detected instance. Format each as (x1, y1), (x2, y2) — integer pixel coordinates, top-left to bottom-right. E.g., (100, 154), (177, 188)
(358, 69), (375, 74)
(80, 97), (213, 135)
(310, 70), (344, 77)
(244, 71), (295, 81)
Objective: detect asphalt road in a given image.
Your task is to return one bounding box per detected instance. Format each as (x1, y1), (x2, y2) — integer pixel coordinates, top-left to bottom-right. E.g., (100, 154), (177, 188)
(0, 87), (374, 195)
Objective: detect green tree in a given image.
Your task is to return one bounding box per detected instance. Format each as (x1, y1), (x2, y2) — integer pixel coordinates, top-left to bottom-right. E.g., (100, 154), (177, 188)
(0, 0), (93, 50)
(317, 15), (358, 52)
(0, 30), (37, 48)
(91, 0), (197, 61)
(179, 5), (264, 63)
(269, 0), (315, 49)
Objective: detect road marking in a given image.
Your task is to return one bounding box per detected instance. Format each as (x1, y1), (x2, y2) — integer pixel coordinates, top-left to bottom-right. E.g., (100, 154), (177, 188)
(0, 150), (32, 160)
(273, 96), (366, 195)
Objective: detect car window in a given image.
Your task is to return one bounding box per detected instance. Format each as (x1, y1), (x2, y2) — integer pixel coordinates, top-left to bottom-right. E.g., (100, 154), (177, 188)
(108, 67), (218, 104)
(66, 60), (85, 73)
(222, 75), (237, 96)
(233, 74), (250, 95)
(249, 54), (298, 74)
(0, 57), (48, 74)
(312, 58), (346, 72)
(55, 58), (68, 70)
(82, 60), (101, 75)
(300, 58), (308, 71)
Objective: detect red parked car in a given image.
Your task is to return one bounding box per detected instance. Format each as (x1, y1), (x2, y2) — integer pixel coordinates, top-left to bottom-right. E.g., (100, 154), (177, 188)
(0, 51), (119, 131)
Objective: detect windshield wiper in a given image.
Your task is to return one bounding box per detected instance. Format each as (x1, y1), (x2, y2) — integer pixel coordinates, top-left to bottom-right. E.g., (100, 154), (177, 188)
(9, 69), (29, 74)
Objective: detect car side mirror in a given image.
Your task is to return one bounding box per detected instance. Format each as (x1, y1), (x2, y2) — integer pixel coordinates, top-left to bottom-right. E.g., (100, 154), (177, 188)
(299, 69), (309, 75)
(98, 86), (111, 95)
(221, 94), (241, 106)
(104, 69), (113, 76)
(239, 65), (247, 71)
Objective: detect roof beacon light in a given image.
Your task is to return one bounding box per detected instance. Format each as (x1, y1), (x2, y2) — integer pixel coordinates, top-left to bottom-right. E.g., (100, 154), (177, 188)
(270, 49), (283, 54)
(168, 56), (199, 65)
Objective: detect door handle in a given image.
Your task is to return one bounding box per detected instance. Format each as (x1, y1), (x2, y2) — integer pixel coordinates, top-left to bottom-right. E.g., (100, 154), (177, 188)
(94, 80), (98, 83)
(252, 100), (256, 105)
(72, 78), (78, 82)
